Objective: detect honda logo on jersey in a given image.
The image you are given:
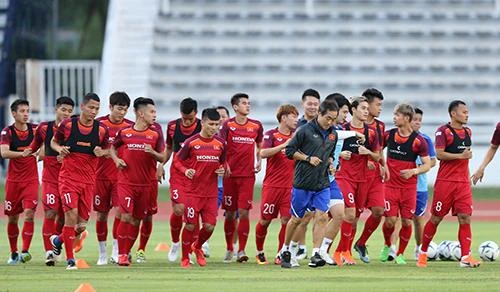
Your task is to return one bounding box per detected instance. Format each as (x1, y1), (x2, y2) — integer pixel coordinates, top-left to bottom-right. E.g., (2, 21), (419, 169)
(230, 127), (236, 131)
(194, 145), (201, 149)
(125, 133), (132, 137)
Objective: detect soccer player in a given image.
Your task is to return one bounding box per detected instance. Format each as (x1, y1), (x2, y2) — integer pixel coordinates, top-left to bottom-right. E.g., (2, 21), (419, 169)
(333, 97), (380, 266)
(94, 91), (133, 265)
(158, 98), (201, 262)
(379, 104), (431, 264)
(136, 120), (164, 263)
(471, 122), (500, 185)
(175, 108), (226, 268)
(29, 96), (75, 265)
(280, 100), (340, 268)
(254, 104), (298, 265)
(220, 93), (263, 263)
(110, 97), (165, 266)
(50, 93), (109, 270)
(1, 99), (38, 264)
(295, 88), (321, 259)
(353, 88), (387, 263)
(387, 108), (437, 260)
(417, 100), (481, 268)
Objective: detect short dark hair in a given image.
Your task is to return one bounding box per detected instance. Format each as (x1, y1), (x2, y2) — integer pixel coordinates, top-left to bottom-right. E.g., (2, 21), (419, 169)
(82, 93), (100, 104)
(216, 106), (230, 117)
(350, 96), (368, 111)
(326, 93), (350, 114)
(415, 107), (423, 115)
(202, 107), (221, 121)
(301, 88), (320, 102)
(362, 88), (384, 103)
(448, 100), (466, 116)
(10, 99), (29, 112)
(109, 91), (131, 107)
(319, 100), (339, 116)
(134, 97), (155, 111)
(230, 93), (249, 106)
(56, 96), (75, 108)
(180, 97), (197, 114)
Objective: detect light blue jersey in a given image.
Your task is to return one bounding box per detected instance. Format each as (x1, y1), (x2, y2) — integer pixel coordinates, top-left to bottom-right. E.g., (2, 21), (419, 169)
(416, 132), (436, 192)
(329, 125), (345, 182)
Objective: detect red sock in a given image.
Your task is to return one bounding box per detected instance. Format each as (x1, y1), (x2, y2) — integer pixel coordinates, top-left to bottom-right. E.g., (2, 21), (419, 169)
(348, 225), (357, 252)
(356, 215), (382, 246)
(397, 224), (412, 255)
(117, 221), (130, 255)
(195, 226), (214, 249)
(193, 219), (200, 243)
(55, 220), (64, 235)
(224, 217), (236, 251)
(181, 227), (194, 260)
(382, 223), (395, 247)
(420, 221), (438, 252)
(112, 217), (121, 240)
(238, 217), (250, 252)
(96, 220), (108, 242)
(170, 213), (183, 243)
(138, 220), (153, 251)
(62, 226), (75, 260)
(336, 220), (353, 252)
(278, 223), (286, 253)
(127, 224), (140, 254)
(7, 223), (19, 253)
(21, 221), (34, 252)
(459, 223), (472, 257)
(255, 222), (268, 252)
(42, 218), (55, 251)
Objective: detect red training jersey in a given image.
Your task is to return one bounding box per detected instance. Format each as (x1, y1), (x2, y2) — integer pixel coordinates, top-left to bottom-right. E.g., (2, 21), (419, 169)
(175, 133), (226, 197)
(30, 121), (60, 183)
(96, 115), (134, 181)
(114, 126), (165, 186)
(219, 117), (263, 177)
(54, 118), (109, 184)
(1, 123), (38, 182)
(384, 129), (428, 188)
(262, 128), (294, 188)
(491, 122), (500, 146)
(365, 118), (385, 178)
(435, 124), (472, 182)
(336, 122), (380, 182)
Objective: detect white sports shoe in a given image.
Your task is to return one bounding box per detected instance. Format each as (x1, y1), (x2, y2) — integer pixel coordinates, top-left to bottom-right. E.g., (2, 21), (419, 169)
(97, 255), (108, 266)
(223, 250), (234, 263)
(202, 241), (210, 258)
(291, 255), (300, 268)
(319, 250), (335, 265)
(168, 242), (180, 262)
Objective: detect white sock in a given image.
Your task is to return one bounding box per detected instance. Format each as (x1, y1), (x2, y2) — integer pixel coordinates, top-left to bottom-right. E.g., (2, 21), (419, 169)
(312, 247), (320, 255)
(112, 239), (118, 257)
(320, 238), (333, 253)
(290, 241), (299, 257)
(299, 244), (307, 251)
(390, 244), (396, 250)
(98, 241), (107, 256)
(257, 250), (264, 255)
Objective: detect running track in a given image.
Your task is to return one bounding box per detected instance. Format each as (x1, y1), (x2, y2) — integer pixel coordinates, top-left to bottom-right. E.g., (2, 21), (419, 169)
(9, 201), (500, 222)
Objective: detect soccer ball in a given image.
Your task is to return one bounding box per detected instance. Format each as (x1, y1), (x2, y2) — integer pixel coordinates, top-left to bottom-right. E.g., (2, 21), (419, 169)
(478, 241), (500, 261)
(426, 242), (439, 261)
(449, 241), (462, 261)
(438, 240), (453, 261)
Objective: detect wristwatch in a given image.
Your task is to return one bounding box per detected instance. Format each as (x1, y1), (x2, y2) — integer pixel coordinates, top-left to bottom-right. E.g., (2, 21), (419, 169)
(306, 156), (311, 162)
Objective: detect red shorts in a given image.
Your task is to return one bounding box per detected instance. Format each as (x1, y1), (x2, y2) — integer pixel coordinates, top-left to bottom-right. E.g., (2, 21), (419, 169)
(169, 183), (186, 206)
(336, 178), (363, 211)
(383, 186), (416, 219)
(222, 176), (256, 211)
(4, 180), (39, 216)
(42, 182), (61, 212)
(184, 196), (218, 225)
(260, 186), (291, 220)
(147, 181), (158, 216)
(59, 179), (94, 221)
(359, 176), (385, 210)
(118, 184), (150, 220)
(431, 180), (472, 217)
(93, 180), (118, 213)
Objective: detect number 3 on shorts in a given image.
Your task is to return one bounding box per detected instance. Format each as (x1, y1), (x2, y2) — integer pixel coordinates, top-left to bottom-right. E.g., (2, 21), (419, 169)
(224, 196), (232, 206)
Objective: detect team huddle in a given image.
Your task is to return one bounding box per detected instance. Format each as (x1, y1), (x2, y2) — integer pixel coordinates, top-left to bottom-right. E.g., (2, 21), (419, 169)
(1, 88), (498, 270)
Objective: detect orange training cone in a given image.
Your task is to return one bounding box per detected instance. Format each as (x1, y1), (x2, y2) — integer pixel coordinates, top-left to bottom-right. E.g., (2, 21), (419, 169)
(76, 259), (90, 269)
(155, 242), (170, 252)
(74, 283), (96, 292)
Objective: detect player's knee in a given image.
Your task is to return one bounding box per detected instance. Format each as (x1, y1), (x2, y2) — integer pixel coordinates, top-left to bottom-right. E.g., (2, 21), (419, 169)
(457, 214), (470, 224)
(45, 210), (57, 220)
(144, 215), (153, 222)
(204, 224), (215, 232)
(371, 207), (384, 218)
(120, 213), (133, 223)
(290, 216), (302, 226)
(260, 219), (270, 227)
(280, 217), (290, 225)
(401, 219), (412, 227)
(7, 215), (19, 224)
(96, 212), (108, 222)
(225, 211), (236, 220)
(185, 223), (195, 231)
(75, 222), (87, 235)
(430, 215), (443, 225)
(385, 217), (396, 228)
(24, 209), (35, 221)
(344, 211), (356, 223)
(238, 209), (249, 219)
(173, 204), (184, 216)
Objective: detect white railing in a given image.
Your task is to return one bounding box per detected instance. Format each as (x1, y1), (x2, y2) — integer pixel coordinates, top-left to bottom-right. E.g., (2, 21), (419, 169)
(17, 59), (100, 122)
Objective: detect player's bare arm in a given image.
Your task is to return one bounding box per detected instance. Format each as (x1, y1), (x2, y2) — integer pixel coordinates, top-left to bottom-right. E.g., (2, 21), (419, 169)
(436, 147), (472, 161)
(0, 144), (32, 159)
(400, 155), (432, 179)
(471, 143), (498, 185)
(109, 145), (126, 169)
(292, 151), (321, 166)
(254, 142), (263, 172)
(359, 146), (380, 162)
(50, 137), (70, 156)
(144, 143), (165, 163)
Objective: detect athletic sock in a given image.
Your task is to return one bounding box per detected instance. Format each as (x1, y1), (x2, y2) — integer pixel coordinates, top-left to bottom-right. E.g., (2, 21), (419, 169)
(382, 223), (395, 247)
(195, 227), (214, 249)
(278, 223), (287, 254)
(458, 223), (472, 257)
(96, 220), (108, 242)
(420, 221), (438, 253)
(397, 224), (412, 255)
(138, 220), (153, 251)
(21, 221), (34, 252)
(170, 213), (183, 243)
(224, 217), (236, 251)
(62, 226), (75, 260)
(337, 220), (352, 252)
(42, 218), (55, 251)
(127, 224), (140, 254)
(7, 223), (19, 253)
(238, 217), (250, 252)
(356, 215), (382, 246)
(117, 221), (130, 255)
(255, 222), (268, 252)
(112, 216), (121, 240)
(319, 237), (333, 254)
(181, 227), (194, 260)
